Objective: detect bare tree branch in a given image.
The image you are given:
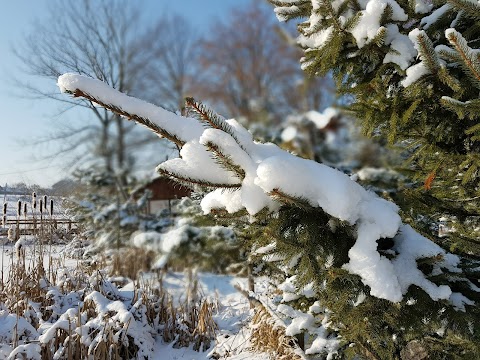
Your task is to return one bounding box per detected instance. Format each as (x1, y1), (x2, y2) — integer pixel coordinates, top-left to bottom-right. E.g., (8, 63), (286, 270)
(195, 1), (330, 125)
(14, 0), (198, 181)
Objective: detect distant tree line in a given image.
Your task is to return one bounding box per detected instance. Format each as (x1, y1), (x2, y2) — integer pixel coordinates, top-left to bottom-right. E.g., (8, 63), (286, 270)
(2, 179), (79, 197)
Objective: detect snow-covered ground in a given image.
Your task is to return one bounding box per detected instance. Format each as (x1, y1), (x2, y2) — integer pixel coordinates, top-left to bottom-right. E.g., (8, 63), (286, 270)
(0, 240), (277, 359)
(0, 236), (80, 281)
(150, 273), (270, 360)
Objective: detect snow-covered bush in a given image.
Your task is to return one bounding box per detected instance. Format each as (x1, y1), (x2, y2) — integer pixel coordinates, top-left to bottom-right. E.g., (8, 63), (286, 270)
(132, 198), (242, 273)
(67, 169), (172, 254)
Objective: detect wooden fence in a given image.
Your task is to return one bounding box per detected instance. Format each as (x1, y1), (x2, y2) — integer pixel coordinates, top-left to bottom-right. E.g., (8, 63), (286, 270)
(1, 218), (78, 237)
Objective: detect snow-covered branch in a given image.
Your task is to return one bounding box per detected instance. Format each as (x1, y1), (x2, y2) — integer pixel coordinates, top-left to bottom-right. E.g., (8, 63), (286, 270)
(58, 73), (467, 305)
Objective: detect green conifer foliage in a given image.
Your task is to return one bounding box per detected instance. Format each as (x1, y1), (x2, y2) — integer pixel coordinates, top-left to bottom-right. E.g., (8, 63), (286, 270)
(269, 0), (480, 281)
(255, 205), (479, 359)
(267, 0), (480, 357)
(163, 198), (245, 273)
(58, 62), (479, 356)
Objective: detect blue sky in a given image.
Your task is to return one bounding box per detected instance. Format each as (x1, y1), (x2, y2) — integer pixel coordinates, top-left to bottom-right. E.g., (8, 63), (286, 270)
(0, 0), (244, 188)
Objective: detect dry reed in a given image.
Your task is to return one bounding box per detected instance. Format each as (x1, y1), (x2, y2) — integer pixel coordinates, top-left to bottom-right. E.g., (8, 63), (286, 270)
(0, 243), (219, 359)
(250, 307), (304, 360)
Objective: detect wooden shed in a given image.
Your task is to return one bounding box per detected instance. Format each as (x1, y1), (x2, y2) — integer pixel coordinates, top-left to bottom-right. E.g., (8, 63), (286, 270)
(138, 177), (191, 214)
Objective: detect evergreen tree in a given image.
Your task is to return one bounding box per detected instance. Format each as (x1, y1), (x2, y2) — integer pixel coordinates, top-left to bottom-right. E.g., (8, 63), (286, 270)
(269, 0), (480, 258)
(57, 73), (479, 358)
(267, 0), (480, 356)
(67, 168), (171, 253)
(139, 197), (245, 273)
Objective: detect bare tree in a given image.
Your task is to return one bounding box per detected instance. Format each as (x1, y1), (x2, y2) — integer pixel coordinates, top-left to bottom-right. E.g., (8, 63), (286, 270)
(15, 0), (199, 181)
(141, 14), (201, 112)
(196, 0), (330, 125)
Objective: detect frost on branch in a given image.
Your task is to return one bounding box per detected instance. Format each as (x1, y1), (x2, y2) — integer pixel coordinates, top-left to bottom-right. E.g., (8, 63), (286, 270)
(58, 73), (467, 304)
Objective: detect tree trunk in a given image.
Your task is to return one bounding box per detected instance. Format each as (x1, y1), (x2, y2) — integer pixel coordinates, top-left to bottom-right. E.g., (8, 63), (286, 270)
(100, 119), (113, 174)
(114, 114), (127, 187)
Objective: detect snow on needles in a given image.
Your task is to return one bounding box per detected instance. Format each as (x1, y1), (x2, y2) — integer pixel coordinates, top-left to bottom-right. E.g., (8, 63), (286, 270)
(58, 73), (462, 303)
(57, 73), (204, 143)
(350, 0), (408, 48)
(293, 0), (465, 86)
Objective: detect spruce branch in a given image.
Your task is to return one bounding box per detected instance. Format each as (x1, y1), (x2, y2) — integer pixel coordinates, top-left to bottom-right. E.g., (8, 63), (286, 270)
(185, 97), (248, 152)
(67, 88), (185, 148)
(461, 161), (478, 185)
(437, 66), (462, 92)
(388, 111), (399, 144)
(448, 0), (480, 21)
(373, 27), (387, 48)
(209, 208), (249, 219)
(441, 97), (480, 120)
(268, 0), (310, 6)
(157, 167), (241, 190)
(442, 196), (480, 203)
(343, 12), (362, 32)
(300, 13), (324, 37)
(269, 188), (314, 210)
(319, 0), (345, 31)
(401, 100), (421, 125)
(379, 4), (393, 25)
(465, 114), (480, 137)
(416, 31), (441, 74)
(204, 141), (246, 181)
(268, 0), (311, 21)
(445, 29), (480, 89)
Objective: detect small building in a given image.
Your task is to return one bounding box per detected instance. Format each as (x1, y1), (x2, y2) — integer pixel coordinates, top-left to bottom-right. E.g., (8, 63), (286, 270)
(137, 177), (191, 214)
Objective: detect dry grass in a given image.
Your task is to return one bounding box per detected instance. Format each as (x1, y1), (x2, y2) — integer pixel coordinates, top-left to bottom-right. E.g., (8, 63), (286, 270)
(174, 295), (218, 351)
(0, 244), (219, 359)
(2, 243), (60, 308)
(250, 307), (304, 360)
(232, 284), (304, 360)
(109, 246), (156, 279)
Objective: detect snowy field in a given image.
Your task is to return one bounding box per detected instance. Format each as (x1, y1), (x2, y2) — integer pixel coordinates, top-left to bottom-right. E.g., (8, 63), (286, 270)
(0, 237), (79, 281)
